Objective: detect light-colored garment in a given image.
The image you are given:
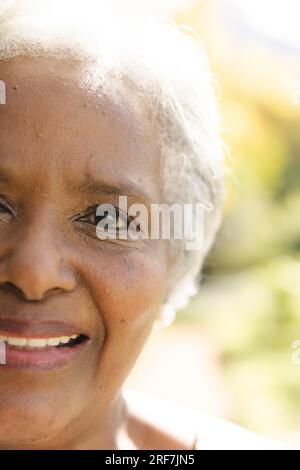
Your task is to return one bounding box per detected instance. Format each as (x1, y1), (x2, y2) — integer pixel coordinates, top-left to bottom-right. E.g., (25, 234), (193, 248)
(123, 388), (288, 450)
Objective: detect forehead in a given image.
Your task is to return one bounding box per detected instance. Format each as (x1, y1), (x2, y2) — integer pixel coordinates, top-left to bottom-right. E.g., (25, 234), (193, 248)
(0, 56), (161, 201)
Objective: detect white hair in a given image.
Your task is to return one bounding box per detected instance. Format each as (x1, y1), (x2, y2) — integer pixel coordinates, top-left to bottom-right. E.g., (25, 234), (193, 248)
(0, 0), (225, 321)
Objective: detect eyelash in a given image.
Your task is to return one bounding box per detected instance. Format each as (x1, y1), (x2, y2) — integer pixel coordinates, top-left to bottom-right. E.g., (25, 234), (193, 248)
(0, 199), (13, 216)
(74, 205), (134, 233)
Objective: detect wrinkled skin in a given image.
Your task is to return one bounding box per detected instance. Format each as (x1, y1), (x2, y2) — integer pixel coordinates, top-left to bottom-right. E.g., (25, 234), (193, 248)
(0, 56), (186, 449)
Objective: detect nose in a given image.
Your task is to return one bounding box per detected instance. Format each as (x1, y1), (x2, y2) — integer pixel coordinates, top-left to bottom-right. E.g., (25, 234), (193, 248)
(0, 221), (77, 301)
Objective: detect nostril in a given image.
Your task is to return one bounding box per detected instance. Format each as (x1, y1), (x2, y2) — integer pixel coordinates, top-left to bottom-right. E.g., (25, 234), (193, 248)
(1, 281), (26, 300)
(0, 281), (46, 302)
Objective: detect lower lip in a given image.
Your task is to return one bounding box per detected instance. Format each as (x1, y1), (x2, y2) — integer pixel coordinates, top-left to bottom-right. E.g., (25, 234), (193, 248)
(1, 341), (87, 371)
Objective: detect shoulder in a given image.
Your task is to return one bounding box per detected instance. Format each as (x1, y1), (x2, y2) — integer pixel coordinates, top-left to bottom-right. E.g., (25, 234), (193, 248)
(191, 411), (286, 450)
(123, 388), (288, 450)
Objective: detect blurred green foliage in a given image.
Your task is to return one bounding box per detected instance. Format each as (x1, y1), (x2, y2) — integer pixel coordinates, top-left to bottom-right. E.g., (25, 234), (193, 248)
(175, 0), (300, 441)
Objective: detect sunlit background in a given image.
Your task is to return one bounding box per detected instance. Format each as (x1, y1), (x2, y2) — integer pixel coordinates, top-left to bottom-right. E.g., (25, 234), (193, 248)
(124, 0), (300, 446)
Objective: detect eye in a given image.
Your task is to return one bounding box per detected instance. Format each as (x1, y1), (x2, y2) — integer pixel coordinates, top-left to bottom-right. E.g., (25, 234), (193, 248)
(0, 198), (14, 223)
(74, 205), (130, 234)
(0, 203), (10, 213)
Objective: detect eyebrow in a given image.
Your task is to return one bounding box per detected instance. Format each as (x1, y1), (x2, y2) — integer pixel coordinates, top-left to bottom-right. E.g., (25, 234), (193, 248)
(0, 166), (156, 204)
(76, 179), (155, 204)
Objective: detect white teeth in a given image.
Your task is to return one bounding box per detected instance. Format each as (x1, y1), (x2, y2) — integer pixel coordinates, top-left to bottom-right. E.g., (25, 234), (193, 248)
(27, 338), (48, 347)
(7, 337), (26, 347)
(60, 336), (71, 344)
(0, 334), (79, 348)
(47, 337), (61, 346)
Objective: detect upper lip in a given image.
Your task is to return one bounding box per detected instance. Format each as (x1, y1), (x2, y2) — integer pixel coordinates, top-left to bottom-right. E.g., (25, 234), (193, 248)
(0, 318), (88, 338)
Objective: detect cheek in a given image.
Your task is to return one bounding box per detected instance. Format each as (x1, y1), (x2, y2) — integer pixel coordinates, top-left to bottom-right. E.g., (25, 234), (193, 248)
(83, 247), (168, 327)
(77, 245), (168, 385)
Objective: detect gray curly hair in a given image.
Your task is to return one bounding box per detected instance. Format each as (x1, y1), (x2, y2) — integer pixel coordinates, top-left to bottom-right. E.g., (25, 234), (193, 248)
(0, 0), (225, 322)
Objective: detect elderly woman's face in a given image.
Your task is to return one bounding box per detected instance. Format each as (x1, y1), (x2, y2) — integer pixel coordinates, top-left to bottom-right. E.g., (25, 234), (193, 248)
(0, 57), (168, 448)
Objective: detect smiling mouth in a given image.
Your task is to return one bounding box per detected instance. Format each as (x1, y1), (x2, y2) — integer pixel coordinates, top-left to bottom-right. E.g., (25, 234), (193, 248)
(0, 320), (90, 370)
(0, 333), (87, 349)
